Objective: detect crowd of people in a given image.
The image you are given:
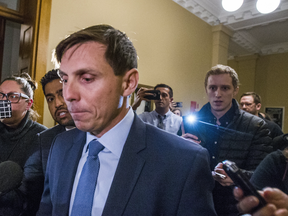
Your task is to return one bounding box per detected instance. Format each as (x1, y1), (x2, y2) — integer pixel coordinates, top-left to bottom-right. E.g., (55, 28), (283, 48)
(0, 24), (288, 216)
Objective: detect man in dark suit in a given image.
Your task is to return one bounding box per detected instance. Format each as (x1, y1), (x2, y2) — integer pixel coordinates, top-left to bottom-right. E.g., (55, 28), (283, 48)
(37, 24), (217, 216)
(22, 70), (75, 215)
(39, 69), (75, 173)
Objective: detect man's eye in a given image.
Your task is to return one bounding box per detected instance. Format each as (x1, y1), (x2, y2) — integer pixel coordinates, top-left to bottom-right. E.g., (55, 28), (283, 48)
(210, 86), (216, 90)
(81, 76), (94, 82)
(47, 97), (54, 102)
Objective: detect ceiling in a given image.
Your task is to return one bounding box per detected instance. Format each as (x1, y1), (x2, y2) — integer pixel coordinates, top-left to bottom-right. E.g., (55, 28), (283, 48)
(173, 0), (288, 59)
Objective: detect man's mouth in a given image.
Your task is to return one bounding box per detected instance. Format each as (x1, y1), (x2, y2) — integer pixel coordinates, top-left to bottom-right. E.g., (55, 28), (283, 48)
(59, 112), (66, 117)
(56, 109), (68, 118)
(214, 101), (223, 105)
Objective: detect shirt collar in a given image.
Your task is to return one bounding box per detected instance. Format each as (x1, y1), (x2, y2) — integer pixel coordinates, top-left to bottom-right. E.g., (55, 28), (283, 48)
(153, 110), (172, 118)
(86, 107), (134, 158)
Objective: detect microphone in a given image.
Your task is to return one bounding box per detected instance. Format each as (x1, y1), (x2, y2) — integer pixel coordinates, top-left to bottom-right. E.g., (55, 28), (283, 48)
(0, 161), (23, 195)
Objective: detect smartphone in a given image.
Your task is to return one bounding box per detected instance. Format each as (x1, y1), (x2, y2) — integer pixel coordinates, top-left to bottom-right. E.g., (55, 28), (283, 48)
(0, 100), (12, 119)
(214, 171), (226, 179)
(222, 160), (267, 213)
(143, 90), (161, 100)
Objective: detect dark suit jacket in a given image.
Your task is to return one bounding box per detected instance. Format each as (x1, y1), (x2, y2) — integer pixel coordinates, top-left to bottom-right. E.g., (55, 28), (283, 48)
(38, 124), (66, 174)
(37, 114), (216, 216)
(21, 125), (66, 215)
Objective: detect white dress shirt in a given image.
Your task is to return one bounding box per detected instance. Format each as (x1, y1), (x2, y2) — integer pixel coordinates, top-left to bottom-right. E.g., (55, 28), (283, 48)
(69, 107), (134, 216)
(138, 110), (182, 134)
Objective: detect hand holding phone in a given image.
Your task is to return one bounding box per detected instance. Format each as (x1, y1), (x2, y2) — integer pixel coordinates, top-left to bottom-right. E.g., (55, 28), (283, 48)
(222, 160), (267, 213)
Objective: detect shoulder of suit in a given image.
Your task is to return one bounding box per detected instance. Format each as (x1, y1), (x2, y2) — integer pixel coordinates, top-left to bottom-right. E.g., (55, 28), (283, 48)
(38, 124), (65, 136)
(145, 123), (205, 152)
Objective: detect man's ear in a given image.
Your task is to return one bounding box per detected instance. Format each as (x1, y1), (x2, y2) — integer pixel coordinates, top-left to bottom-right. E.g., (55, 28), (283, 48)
(233, 86), (239, 97)
(122, 68), (139, 97)
(256, 103), (261, 111)
(26, 99), (33, 110)
(170, 97), (174, 103)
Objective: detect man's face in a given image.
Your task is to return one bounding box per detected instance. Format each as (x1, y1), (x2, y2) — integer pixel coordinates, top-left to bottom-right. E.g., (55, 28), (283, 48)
(154, 87), (172, 110)
(239, 95), (260, 115)
(206, 73), (238, 115)
(59, 41), (127, 137)
(44, 79), (74, 126)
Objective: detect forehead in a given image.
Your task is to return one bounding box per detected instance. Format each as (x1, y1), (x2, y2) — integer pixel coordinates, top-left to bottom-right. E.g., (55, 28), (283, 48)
(0, 80), (22, 93)
(241, 95), (254, 102)
(207, 74), (233, 86)
(155, 87), (170, 95)
(44, 79), (62, 95)
(60, 41), (108, 73)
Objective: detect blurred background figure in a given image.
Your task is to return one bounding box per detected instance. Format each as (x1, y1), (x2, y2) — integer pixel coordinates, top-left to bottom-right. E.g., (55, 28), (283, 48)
(240, 92), (283, 139)
(172, 108), (182, 116)
(132, 84), (182, 134)
(0, 73), (47, 216)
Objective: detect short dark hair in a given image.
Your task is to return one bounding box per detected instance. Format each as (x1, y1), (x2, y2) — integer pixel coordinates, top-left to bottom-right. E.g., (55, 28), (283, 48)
(40, 69), (60, 95)
(154, 83), (173, 98)
(204, 64), (239, 89)
(240, 92), (261, 104)
(55, 24), (137, 76)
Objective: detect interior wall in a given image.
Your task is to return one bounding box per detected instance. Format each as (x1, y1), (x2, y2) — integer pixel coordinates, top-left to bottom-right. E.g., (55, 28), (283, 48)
(228, 52), (288, 133)
(43, 0), (214, 127)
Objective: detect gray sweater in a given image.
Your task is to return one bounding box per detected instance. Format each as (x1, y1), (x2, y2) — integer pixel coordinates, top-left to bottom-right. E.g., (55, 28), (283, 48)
(0, 112), (47, 216)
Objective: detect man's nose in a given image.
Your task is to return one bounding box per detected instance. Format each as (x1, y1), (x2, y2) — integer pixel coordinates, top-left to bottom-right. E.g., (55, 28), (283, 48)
(55, 95), (64, 108)
(215, 89), (221, 97)
(63, 81), (79, 102)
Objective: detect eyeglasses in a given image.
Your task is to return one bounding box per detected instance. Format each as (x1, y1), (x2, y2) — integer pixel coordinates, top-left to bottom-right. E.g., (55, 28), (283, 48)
(240, 102), (254, 107)
(0, 92), (30, 103)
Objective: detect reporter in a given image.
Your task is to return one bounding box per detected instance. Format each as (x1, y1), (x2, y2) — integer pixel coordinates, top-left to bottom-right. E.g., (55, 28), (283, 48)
(234, 187), (288, 216)
(0, 73), (47, 216)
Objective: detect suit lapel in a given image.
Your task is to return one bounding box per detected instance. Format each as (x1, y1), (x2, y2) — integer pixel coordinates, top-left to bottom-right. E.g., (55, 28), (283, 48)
(102, 115), (146, 215)
(55, 129), (86, 210)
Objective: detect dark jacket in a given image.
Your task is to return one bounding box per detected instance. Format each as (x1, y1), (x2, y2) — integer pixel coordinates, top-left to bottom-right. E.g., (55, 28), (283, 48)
(37, 114), (217, 216)
(38, 125), (66, 174)
(0, 112), (47, 216)
(259, 113), (283, 139)
(183, 99), (272, 216)
(21, 125), (67, 216)
(251, 149), (288, 194)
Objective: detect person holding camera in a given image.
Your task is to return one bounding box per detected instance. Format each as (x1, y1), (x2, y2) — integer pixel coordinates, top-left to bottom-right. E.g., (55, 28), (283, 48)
(132, 83), (182, 134)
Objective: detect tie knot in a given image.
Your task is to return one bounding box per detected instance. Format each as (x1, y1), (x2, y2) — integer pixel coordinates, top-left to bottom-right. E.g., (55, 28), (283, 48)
(88, 140), (104, 157)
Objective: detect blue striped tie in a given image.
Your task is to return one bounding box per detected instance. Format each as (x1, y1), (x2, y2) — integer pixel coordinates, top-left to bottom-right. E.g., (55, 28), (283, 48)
(71, 139), (104, 216)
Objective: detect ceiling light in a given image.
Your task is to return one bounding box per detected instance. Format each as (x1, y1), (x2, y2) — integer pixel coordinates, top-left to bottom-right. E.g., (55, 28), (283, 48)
(256, 0), (281, 14)
(222, 0), (244, 12)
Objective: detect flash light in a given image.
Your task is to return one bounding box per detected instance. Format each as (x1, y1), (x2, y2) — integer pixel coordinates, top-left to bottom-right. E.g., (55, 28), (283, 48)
(187, 115), (196, 124)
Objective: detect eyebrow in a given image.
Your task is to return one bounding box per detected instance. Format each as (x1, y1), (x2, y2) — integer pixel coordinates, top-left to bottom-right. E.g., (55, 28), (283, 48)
(58, 70), (67, 78)
(45, 93), (55, 97)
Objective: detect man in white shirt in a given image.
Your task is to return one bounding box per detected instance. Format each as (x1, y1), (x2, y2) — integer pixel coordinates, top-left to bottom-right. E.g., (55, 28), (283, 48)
(132, 84), (182, 134)
(37, 24), (216, 216)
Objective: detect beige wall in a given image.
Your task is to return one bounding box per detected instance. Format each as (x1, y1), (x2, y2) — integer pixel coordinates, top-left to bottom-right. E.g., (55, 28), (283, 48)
(228, 52), (288, 133)
(43, 0), (214, 127)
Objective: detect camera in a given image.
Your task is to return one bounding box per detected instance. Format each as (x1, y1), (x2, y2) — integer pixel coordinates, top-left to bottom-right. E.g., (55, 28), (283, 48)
(143, 90), (161, 100)
(0, 100), (12, 119)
